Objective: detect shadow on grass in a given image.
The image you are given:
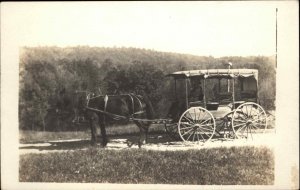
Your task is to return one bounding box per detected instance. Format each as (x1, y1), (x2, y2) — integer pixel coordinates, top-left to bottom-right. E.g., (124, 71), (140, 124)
(19, 139), (93, 151)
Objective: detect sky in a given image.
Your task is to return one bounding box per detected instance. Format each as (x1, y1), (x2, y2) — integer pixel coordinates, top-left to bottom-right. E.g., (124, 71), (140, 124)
(2, 2), (280, 57)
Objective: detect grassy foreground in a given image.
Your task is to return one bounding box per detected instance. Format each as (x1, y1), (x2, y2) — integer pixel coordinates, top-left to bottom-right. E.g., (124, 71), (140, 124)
(20, 146), (274, 185)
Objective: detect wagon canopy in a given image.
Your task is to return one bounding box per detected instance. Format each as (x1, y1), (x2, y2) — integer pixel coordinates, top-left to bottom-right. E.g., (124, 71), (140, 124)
(168, 69), (258, 80)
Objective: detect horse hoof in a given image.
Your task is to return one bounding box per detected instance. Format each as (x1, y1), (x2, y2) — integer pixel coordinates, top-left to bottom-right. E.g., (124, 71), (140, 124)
(138, 142), (143, 148)
(126, 140), (134, 148)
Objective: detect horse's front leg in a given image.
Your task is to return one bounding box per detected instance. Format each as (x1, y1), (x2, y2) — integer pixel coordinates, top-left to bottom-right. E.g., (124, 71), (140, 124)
(89, 112), (98, 146)
(99, 115), (108, 147)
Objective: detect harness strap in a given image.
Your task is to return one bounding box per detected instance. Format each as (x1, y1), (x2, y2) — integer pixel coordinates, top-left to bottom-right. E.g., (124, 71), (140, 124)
(104, 95), (109, 123)
(86, 107), (127, 120)
(128, 93), (146, 120)
(104, 95), (108, 111)
(128, 94), (135, 114)
(132, 94), (144, 109)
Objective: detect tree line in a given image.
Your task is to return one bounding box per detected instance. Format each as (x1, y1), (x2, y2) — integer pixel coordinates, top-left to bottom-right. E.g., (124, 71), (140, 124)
(19, 46), (276, 131)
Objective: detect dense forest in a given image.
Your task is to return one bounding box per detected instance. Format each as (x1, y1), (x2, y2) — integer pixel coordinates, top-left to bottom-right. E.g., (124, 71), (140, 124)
(19, 46), (276, 131)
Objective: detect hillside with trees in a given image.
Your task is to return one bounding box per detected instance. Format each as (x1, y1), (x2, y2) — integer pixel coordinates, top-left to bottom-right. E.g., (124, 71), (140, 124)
(19, 46), (276, 131)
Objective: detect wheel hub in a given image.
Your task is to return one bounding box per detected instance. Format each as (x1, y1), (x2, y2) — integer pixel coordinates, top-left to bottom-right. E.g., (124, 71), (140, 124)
(193, 124), (200, 129)
(246, 120), (252, 125)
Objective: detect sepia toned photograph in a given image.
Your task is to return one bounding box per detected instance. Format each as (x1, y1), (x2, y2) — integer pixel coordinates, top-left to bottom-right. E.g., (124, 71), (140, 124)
(1, 1), (299, 190)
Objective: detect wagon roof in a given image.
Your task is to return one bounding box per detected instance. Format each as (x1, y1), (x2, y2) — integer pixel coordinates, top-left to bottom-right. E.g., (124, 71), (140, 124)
(168, 69), (258, 80)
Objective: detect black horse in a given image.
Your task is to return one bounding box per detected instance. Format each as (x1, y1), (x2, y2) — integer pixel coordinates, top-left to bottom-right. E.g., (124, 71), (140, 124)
(56, 89), (154, 147)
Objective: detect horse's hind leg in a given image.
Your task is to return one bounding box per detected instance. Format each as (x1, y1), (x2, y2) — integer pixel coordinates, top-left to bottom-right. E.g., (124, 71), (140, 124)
(135, 122), (148, 148)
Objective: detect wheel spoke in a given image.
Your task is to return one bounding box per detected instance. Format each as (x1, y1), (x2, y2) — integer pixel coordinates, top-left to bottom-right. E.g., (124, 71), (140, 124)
(199, 125), (214, 132)
(237, 112), (247, 120)
(234, 119), (247, 123)
(196, 109), (202, 121)
(187, 112), (196, 123)
(198, 132), (205, 142)
(243, 107), (251, 119)
(199, 111), (207, 122)
(182, 115), (195, 124)
(245, 105), (249, 117)
(186, 130), (195, 141)
(196, 132), (200, 142)
(236, 124), (247, 133)
(233, 122), (247, 128)
(250, 124), (261, 130)
(198, 127), (211, 138)
(181, 128), (194, 136)
(250, 125), (258, 134)
(239, 125), (248, 138)
(192, 130), (196, 141)
(180, 125), (194, 130)
(249, 105), (253, 116)
(181, 122), (193, 126)
(203, 132), (211, 138)
(198, 118), (212, 126)
(249, 126), (253, 139)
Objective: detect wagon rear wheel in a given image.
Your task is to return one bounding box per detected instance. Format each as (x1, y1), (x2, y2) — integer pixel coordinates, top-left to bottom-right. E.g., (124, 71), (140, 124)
(232, 102), (267, 140)
(178, 107), (216, 143)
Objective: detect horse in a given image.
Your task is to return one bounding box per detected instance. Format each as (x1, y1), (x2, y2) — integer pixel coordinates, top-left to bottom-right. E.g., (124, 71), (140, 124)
(55, 89), (154, 148)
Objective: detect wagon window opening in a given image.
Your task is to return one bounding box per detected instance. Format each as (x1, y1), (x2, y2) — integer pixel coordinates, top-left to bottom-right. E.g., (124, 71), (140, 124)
(173, 79), (187, 100)
(239, 77), (258, 102)
(188, 77), (203, 103)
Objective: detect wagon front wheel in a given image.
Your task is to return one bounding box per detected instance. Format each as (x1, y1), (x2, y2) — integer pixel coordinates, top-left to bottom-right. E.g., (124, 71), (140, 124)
(232, 102), (267, 140)
(178, 107), (216, 143)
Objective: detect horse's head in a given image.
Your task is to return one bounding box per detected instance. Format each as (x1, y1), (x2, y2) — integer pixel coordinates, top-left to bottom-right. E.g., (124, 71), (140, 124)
(71, 90), (92, 123)
(55, 88), (72, 115)
(54, 89), (91, 123)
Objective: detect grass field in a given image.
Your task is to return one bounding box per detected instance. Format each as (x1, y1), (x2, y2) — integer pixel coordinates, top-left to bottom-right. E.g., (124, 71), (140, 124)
(19, 146), (274, 184)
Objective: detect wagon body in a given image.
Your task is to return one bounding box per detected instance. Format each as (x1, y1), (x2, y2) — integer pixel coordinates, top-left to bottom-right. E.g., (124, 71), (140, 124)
(165, 68), (268, 143)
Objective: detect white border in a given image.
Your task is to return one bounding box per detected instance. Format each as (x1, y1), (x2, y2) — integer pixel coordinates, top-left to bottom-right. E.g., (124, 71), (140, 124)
(1, 2), (299, 190)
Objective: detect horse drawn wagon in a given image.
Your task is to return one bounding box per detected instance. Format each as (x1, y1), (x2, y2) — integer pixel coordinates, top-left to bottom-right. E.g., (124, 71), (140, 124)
(60, 68), (271, 147)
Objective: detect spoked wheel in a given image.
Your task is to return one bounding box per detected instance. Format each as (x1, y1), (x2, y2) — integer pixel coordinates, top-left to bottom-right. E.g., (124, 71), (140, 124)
(165, 122), (181, 140)
(232, 102), (267, 140)
(178, 107), (216, 144)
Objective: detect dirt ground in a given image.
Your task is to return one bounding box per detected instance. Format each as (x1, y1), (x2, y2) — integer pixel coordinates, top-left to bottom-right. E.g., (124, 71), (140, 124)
(19, 130), (276, 155)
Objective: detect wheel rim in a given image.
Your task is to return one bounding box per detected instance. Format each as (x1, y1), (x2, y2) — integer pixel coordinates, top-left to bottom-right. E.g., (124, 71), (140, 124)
(232, 102), (267, 140)
(178, 107), (216, 143)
